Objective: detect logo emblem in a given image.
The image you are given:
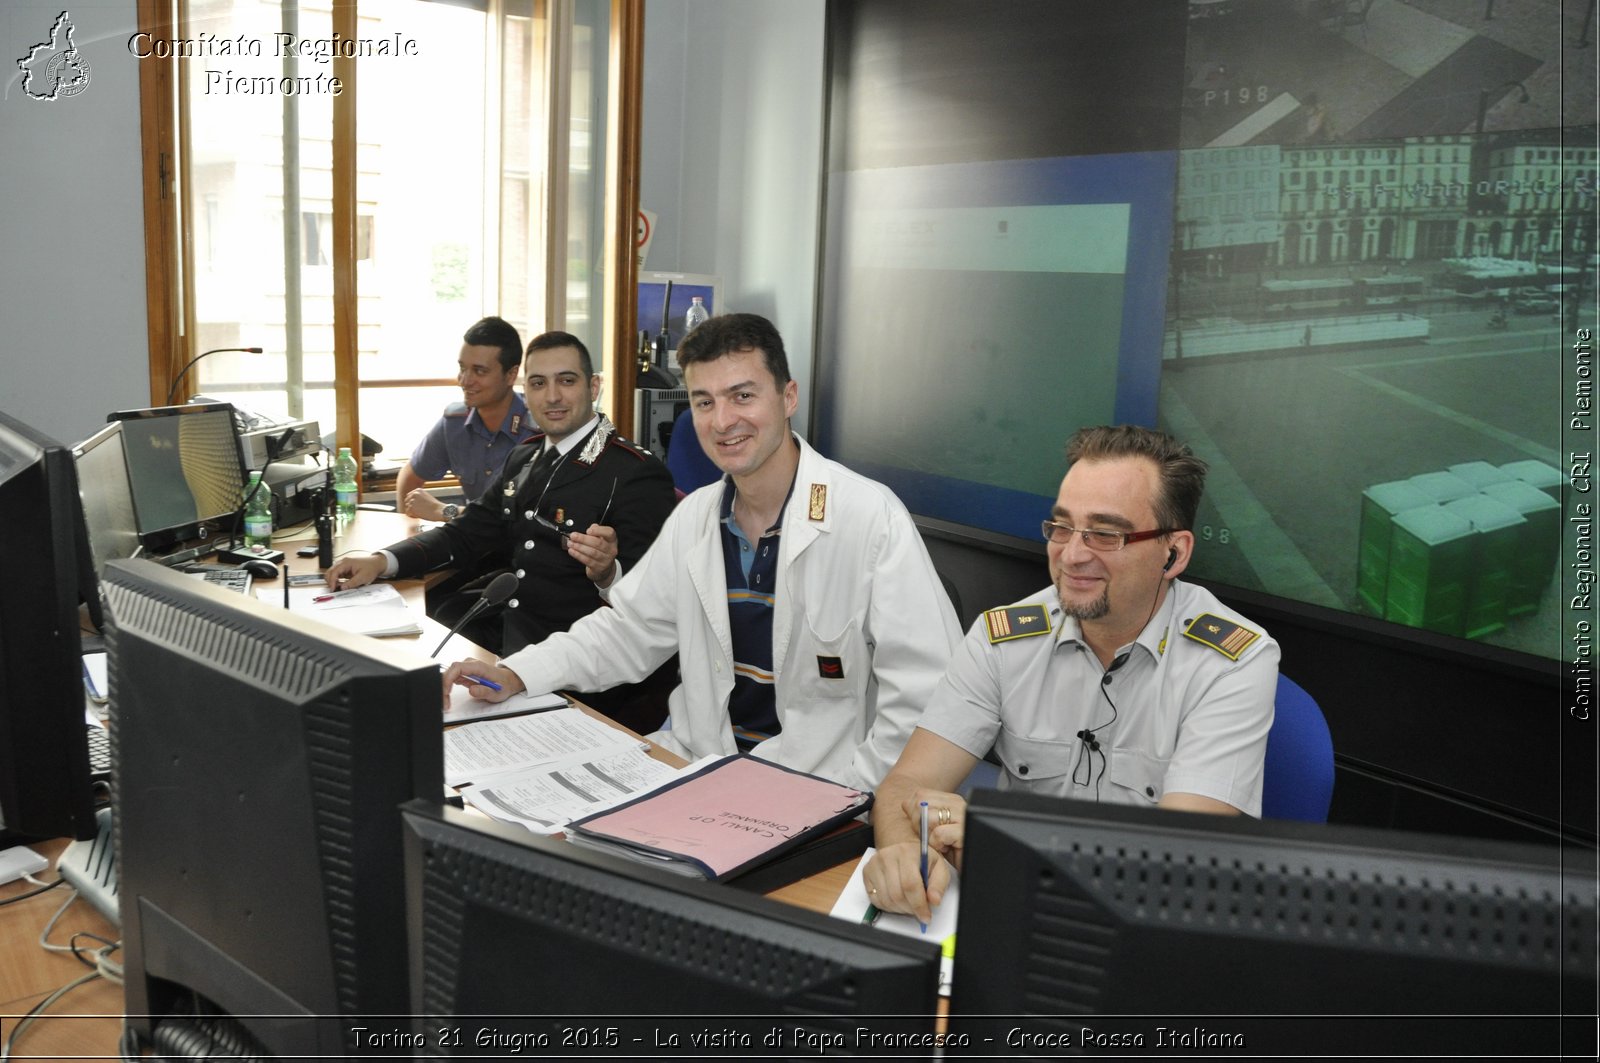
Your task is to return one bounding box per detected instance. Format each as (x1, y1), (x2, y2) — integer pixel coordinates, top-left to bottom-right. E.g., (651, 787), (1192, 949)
(17, 12), (92, 101)
(808, 484), (827, 522)
(816, 655), (844, 679)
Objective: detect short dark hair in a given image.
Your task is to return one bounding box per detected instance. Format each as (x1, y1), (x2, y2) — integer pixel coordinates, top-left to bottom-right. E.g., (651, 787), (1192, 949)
(1065, 425), (1208, 532)
(524, 330), (594, 377)
(462, 316), (523, 373)
(677, 312), (791, 388)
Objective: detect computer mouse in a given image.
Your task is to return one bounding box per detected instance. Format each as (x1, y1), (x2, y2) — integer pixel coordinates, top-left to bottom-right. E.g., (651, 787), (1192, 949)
(240, 559), (281, 580)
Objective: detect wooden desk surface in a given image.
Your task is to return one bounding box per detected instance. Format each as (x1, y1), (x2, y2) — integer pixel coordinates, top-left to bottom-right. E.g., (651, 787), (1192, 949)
(21, 519), (862, 1056)
(0, 838), (126, 1061)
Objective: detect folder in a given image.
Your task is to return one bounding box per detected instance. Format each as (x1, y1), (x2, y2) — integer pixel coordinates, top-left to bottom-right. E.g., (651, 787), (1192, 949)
(564, 753), (873, 881)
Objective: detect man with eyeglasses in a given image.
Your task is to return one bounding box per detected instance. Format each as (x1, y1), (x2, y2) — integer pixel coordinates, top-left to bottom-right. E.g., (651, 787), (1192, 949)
(324, 331), (678, 732)
(863, 425), (1279, 924)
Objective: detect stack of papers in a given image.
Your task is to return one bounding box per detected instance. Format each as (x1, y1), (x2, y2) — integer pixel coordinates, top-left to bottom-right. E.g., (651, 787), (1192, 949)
(565, 754), (873, 880)
(443, 707), (649, 786)
(443, 684), (569, 725)
(274, 582), (422, 637)
(445, 707), (697, 834)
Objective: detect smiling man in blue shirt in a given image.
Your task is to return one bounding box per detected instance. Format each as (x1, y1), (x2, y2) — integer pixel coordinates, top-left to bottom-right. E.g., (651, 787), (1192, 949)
(396, 316), (539, 521)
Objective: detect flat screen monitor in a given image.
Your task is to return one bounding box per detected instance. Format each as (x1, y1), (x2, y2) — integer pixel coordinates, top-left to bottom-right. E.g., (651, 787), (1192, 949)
(401, 802), (940, 1050)
(72, 420), (141, 576)
(0, 412), (99, 843)
(108, 403), (247, 553)
(637, 270), (720, 365)
(950, 789), (1597, 1056)
(101, 558), (443, 1058)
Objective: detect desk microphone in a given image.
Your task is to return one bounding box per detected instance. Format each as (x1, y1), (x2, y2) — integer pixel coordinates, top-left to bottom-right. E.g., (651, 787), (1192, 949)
(429, 571), (518, 658)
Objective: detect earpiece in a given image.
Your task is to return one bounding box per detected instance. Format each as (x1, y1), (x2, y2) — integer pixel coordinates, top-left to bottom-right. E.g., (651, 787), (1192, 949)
(1164, 547), (1177, 572)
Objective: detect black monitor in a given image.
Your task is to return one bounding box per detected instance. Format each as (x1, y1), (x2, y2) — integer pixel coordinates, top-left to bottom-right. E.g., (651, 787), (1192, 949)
(0, 412), (99, 844)
(72, 420), (141, 577)
(108, 403), (247, 552)
(400, 801), (941, 1052)
(101, 558), (443, 1058)
(950, 790), (1598, 1056)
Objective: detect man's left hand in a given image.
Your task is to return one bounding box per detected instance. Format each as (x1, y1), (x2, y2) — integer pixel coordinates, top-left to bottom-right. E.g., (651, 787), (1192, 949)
(567, 524), (620, 586)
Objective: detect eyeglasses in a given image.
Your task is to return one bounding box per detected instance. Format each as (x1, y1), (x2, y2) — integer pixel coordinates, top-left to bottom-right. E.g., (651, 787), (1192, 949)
(1041, 519), (1168, 552)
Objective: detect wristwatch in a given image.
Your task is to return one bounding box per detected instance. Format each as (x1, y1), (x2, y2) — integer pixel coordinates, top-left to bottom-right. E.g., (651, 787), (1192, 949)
(442, 503), (460, 520)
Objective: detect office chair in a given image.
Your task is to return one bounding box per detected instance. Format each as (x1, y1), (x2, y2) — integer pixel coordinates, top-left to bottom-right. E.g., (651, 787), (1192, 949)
(1261, 674), (1335, 823)
(663, 408), (721, 497)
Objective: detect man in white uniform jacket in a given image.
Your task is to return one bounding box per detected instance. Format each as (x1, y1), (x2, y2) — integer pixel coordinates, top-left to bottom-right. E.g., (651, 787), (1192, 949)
(444, 313), (962, 789)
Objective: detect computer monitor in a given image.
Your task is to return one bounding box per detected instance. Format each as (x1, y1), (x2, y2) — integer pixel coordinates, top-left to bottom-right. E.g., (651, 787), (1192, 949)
(950, 790), (1598, 1056)
(401, 801), (940, 1048)
(0, 412), (99, 844)
(101, 558), (443, 1058)
(108, 403), (248, 553)
(637, 270), (720, 364)
(72, 420), (141, 576)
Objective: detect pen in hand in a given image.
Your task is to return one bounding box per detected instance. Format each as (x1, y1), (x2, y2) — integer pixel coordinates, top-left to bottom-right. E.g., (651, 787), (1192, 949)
(918, 800), (930, 933)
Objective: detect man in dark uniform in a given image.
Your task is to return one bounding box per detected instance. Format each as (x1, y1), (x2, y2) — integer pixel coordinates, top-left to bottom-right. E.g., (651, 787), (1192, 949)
(324, 331), (678, 732)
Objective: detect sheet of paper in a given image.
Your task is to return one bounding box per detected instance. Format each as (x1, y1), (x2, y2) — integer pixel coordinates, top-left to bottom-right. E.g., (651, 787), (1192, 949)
(266, 582), (423, 637)
(460, 750), (709, 834)
(443, 684), (569, 725)
(443, 707), (645, 786)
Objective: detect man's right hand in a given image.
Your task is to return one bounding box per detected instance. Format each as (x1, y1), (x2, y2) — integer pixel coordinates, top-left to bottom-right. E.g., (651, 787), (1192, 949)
(322, 553), (386, 590)
(862, 842), (953, 927)
(440, 658), (525, 709)
(402, 488), (448, 521)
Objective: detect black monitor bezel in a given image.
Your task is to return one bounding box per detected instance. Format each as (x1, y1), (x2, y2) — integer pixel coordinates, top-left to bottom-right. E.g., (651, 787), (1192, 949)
(0, 411), (99, 843)
(401, 800), (942, 1042)
(107, 403), (248, 553)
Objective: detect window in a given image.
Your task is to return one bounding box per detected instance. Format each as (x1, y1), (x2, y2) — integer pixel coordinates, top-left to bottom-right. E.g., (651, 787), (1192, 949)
(139, 0), (641, 475)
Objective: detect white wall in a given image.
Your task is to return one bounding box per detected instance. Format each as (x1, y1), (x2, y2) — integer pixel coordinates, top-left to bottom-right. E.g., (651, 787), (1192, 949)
(1, 2), (150, 445)
(640, 0), (826, 433)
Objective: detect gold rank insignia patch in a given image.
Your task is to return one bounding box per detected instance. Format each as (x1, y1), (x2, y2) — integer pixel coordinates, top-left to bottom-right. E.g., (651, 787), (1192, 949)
(1182, 613), (1260, 660)
(985, 604), (1052, 644)
(808, 483), (827, 521)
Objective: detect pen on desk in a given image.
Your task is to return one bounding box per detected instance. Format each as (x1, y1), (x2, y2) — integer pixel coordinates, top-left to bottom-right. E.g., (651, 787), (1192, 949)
(282, 565), (289, 608)
(918, 800), (930, 933)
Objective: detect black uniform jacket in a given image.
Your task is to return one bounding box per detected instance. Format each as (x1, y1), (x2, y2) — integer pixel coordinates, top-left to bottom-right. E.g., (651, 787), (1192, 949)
(388, 415), (676, 654)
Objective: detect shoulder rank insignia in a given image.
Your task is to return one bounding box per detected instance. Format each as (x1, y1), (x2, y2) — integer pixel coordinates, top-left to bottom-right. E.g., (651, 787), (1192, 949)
(1182, 613), (1260, 660)
(985, 604), (1052, 644)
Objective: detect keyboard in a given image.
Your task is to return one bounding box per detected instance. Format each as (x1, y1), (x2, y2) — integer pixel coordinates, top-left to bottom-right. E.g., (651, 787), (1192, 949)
(184, 566), (254, 595)
(86, 723), (111, 779)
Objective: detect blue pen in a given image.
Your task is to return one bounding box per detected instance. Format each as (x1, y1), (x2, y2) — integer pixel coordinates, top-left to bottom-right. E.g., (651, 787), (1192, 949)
(918, 800), (930, 933)
(462, 674), (503, 692)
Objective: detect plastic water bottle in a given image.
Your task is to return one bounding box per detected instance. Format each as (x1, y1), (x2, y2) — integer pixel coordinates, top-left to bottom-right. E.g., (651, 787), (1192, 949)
(243, 473), (273, 548)
(685, 295), (709, 334)
(333, 447), (359, 525)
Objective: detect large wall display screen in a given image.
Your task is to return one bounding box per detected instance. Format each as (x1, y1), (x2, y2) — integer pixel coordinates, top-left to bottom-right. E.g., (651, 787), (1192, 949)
(817, 0), (1596, 661)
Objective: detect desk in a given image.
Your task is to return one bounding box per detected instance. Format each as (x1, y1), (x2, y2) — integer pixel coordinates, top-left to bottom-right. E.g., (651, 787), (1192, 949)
(0, 838), (125, 1060)
(16, 528), (862, 1057)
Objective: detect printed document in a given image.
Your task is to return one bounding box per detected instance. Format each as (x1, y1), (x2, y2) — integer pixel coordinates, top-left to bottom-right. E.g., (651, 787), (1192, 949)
(443, 707), (644, 786)
(460, 751), (712, 834)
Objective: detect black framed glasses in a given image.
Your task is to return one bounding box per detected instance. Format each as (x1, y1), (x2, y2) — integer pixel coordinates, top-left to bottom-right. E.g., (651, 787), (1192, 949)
(1041, 519), (1168, 552)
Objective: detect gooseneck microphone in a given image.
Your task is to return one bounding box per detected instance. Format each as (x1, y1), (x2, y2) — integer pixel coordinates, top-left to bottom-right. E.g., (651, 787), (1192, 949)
(429, 571), (518, 658)
(166, 347), (265, 405)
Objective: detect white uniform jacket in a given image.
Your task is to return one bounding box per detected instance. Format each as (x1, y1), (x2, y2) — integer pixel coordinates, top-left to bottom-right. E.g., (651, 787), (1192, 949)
(497, 436), (963, 790)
